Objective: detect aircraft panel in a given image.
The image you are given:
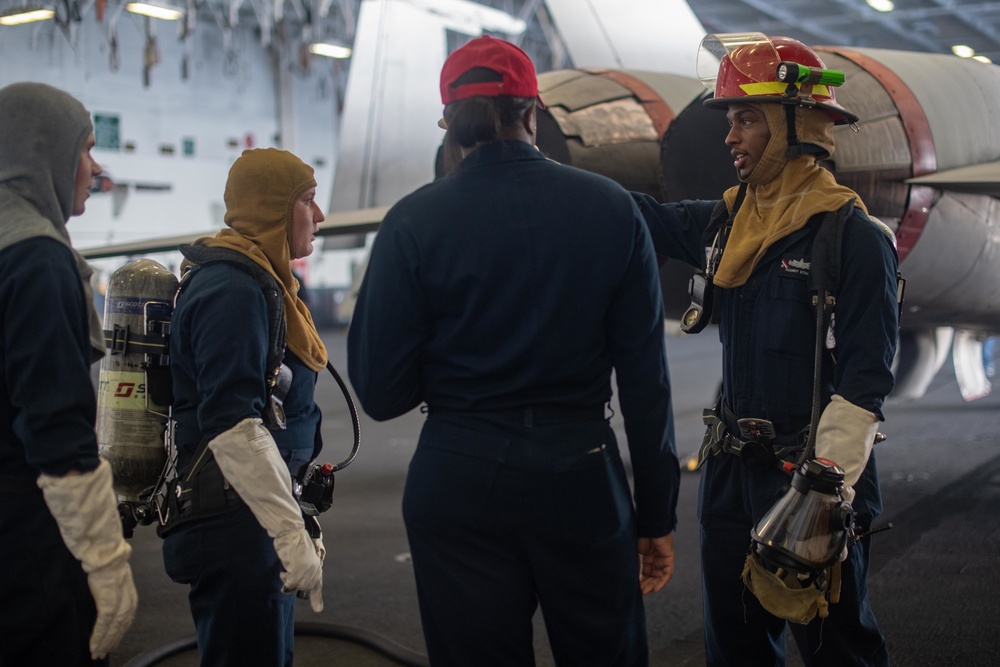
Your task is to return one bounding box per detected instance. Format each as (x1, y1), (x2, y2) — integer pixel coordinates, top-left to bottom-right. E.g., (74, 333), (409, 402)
(329, 0), (448, 214)
(907, 161), (1000, 197)
(815, 57), (892, 129)
(540, 70), (706, 118)
(536, 69), (702, 198)
(531, 69), (591, 93)
(893, 192), (1000, 330)
(831, 117), (913, 173)
(567, 141), (664, 198)
(657, 93), (735, 202)
(838, 47), (1000, 173)
(540, 74), (633, 111)
(618, 71), (710, 124)
(543, 0), (705, 76)
(548, 101), (659, 146)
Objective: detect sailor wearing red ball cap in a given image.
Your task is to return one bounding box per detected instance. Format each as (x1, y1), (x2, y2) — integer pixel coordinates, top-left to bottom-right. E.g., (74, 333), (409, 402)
(349, 35), (680, 667)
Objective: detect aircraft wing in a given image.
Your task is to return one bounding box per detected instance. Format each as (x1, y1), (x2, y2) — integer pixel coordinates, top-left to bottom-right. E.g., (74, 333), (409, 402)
(905, 160), (1000, 197)
(78, 206), (388, 260)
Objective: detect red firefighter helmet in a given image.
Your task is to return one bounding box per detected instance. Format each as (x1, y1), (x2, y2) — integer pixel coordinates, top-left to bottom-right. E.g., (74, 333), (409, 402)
(697, 32), (858, 125)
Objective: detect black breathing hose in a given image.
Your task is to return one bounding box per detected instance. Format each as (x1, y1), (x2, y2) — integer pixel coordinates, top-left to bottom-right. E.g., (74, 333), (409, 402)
(120, 622), (430, 667)
(327, 361), (361, 472)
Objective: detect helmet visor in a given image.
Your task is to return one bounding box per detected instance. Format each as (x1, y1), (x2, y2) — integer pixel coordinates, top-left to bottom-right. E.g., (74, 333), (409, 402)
(698, 32), (778, 94)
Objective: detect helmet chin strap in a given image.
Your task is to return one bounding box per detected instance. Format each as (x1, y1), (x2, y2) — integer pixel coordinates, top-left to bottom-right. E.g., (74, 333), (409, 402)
(784, 102), (802, 160)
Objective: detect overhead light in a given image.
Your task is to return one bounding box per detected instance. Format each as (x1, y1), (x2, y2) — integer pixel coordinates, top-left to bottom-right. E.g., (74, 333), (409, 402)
(865, 0), (894, 12)
(973, 55), (993, 64)
(0, 8), (55, 25)
(126, 2), (182, 20)
(951, 44), (976, 58)
(309, 41), (352, 59)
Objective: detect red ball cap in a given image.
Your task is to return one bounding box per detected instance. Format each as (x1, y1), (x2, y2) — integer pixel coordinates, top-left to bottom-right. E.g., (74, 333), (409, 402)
(440, 35), (540, 105)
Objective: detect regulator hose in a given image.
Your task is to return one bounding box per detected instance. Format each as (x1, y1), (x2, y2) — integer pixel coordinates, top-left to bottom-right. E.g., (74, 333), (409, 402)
(327, 360), (361, 472)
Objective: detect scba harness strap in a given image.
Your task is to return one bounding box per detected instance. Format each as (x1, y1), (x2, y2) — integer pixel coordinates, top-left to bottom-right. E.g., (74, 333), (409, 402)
(693, 200), (859, 473)
(177, 244), (288, 389)
(177, 245), (291, 432)
(156, 246), (290, 537)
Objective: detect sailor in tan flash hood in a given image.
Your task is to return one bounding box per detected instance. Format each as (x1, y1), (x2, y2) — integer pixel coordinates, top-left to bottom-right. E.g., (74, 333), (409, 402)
(0, 81), (138, 665)
(163, 147), (328, 666)
(196, 147), (328, 372)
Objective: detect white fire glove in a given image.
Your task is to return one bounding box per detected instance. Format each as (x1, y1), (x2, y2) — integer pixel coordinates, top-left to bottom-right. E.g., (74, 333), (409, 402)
(208, 418), (324, 612)
(37, 458), (138, 659)
(814, 394), (879, 504)
(311, 523), (327, 563)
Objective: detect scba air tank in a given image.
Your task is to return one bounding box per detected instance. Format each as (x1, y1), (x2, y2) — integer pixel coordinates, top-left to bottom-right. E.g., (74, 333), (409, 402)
(97, 259), (178, 509)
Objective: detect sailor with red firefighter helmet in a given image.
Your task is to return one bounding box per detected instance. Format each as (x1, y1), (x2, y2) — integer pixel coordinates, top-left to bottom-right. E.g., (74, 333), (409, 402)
(632, 34), (897, 666)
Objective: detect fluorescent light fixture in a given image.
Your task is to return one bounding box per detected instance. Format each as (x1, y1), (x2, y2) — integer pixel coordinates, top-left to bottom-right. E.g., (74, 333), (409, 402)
(974, 55), (993, 64)
(126, 2), (182, 20)
(951, 44), (975, 58)
(0, 8), (55, 25)
(309, 42), (352, 59)
(865, 0), (894, 12)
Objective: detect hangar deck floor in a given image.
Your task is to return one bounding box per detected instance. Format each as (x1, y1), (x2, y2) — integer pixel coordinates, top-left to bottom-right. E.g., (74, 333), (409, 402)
(108, 329), (1000, 667)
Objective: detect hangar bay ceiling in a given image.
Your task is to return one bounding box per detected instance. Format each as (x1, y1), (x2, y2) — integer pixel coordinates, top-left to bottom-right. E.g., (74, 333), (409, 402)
(3, 0), (995, 83)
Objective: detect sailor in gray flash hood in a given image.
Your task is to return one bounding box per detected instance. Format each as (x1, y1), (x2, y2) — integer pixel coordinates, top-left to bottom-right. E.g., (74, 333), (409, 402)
(0, 82), (137, 664)
(0, 81), (104, 358)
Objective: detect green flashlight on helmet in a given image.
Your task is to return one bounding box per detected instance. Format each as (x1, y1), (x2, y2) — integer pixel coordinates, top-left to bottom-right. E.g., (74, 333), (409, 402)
(775, 61), (846, 88)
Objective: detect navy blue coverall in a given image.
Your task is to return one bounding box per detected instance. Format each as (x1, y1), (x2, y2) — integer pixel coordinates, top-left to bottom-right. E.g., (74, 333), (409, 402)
(349, 140), (680, 667)
(162, 261), (322, 667)
(0, 238), (102, 666)
(633, 194), (897, 667)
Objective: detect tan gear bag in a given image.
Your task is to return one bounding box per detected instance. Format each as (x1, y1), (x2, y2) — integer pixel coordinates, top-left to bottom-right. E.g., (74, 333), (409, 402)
(742, 550), (842, 624)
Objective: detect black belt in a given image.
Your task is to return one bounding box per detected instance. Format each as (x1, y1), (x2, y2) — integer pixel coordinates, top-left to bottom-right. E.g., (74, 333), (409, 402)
(721, 403), (808, 449)
(427, 404), (606, 426)
(696, 403), (807, 470)
(0, 474), (41, 494)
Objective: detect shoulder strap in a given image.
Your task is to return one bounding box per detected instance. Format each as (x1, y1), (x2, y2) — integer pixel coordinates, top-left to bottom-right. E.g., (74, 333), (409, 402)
(701, 199), (732, 250)
(798, 199), (856, 465)
(178, 245), (286, 382)
(808, 199), (855, 298)
(170, 245), (289, 485)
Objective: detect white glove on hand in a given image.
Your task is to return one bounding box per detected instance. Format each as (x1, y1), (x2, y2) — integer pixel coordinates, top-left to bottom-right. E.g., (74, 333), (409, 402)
(274, 530), (325, 612)
(308, 523), (327, 612)
(37, 458), (138, 659)
(304, 515), (326, 563)
(208, 418), (324, 612)
(814, 394), (879, 504)
(313, 535), (326, 563)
